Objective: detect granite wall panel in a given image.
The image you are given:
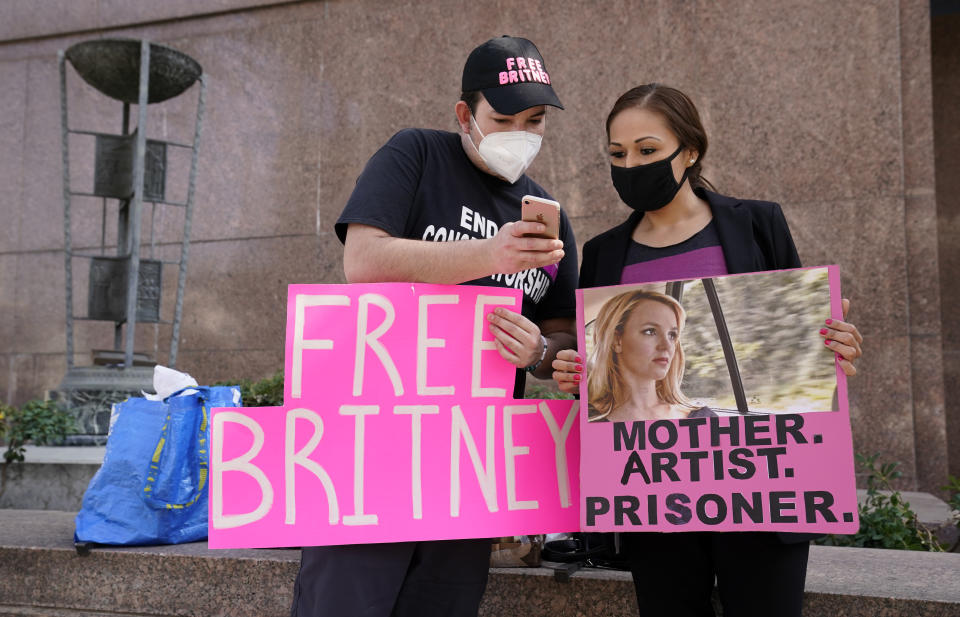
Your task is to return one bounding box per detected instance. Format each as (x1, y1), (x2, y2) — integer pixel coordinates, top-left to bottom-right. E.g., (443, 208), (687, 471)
(157, 21), (325, 242)
(786, 196), (908, 338)
(10, 251), (65, 355)
(172, 234), (340, 354)
(0, 347), (9, 407)
(944, 350), (960, 480)
(898, 0), (947, 493)
(0, 61), (27, 254)
(696, 0), (903, 203)
(848, 334), (917, 487)
(21, 56), (80, 253)
(932, 11), (960, 479)
(0, 0), (293, 42)
(176, 348), (285, 391)
(4, 353), (66, 408)
(0, 0), (99, 43)
(0, 256), (16, 354)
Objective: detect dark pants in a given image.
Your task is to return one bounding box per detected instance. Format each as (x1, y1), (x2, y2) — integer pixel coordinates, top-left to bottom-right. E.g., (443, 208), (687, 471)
(623, 532), (809, 617)
(290, 538), (492, 617)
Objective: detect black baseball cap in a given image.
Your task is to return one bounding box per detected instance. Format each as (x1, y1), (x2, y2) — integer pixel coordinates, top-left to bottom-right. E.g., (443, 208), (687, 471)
(461, 36), (563, 115)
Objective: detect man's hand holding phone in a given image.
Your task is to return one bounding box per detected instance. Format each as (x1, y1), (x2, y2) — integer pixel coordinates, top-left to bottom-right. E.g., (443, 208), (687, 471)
(484, 195), (564, 274)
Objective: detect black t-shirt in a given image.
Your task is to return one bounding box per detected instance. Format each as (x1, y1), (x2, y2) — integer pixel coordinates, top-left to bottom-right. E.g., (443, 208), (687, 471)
(335, 128), (579, 396)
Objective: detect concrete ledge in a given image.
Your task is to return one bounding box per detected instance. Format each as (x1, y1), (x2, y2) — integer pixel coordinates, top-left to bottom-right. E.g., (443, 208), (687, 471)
(1, 511), (958, 617)
(17, 447), (106, 465)
(0, 450), (103, 510)
(0, 510), (297, 617)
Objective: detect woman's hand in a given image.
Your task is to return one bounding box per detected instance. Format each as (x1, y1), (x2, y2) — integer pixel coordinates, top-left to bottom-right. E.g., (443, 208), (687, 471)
(486, 308), (544, 368)
(551, 348), (584, 395)
(821, 298), (863, 376)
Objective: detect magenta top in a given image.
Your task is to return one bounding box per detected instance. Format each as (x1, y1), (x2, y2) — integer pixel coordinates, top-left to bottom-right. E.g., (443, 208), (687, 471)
(621, 245), (728, 284)
(619, 219), (728, 283)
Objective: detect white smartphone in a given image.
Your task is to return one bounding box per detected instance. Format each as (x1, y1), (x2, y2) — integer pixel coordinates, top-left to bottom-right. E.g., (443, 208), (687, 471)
(521, 195), (561, 239)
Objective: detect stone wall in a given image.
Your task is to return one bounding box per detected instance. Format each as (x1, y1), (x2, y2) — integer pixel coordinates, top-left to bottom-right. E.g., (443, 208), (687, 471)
(933, 10), (960, 481)
(0, 0), (951, 490)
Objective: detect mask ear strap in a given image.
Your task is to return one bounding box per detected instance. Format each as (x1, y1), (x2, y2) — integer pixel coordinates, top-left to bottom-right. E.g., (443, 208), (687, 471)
(670, 145), (692, 189)
(467, 113), (483, 160)
(465, 114), (485, 157)
(469, 114), (486, 140)
(666, 145), (685, 161)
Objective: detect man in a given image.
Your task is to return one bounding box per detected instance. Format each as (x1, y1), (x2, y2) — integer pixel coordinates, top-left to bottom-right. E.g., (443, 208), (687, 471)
(290, 35), (577, 617)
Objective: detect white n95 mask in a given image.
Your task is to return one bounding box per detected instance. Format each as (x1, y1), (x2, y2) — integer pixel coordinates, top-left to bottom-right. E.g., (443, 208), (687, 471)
(468, 115), (542, 184)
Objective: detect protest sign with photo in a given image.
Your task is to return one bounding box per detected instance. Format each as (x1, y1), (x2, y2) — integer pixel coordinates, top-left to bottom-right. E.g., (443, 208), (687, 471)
(208, 283), (579, 549)
(577, 266), (859, 533)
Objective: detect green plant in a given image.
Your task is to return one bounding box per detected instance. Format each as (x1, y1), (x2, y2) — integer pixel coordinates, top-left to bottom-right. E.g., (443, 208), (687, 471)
(942, 475), (960, 531)
(1, 399), (76, 464)
(816, 454), (943, 551)
(216, 370), (285, 407)
(0, 399), (76, 500)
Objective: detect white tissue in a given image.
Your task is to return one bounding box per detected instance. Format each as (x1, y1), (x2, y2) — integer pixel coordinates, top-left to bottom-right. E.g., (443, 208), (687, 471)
(142, 365), (199, 401)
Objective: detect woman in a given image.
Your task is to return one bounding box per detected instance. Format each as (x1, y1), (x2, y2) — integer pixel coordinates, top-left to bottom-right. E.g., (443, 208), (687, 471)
(553, 84), (863, 617)
(587, 289), (713, 422)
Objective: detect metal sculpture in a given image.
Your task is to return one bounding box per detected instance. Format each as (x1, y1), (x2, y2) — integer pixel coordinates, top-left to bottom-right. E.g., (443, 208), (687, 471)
(58, 39), (206, 442)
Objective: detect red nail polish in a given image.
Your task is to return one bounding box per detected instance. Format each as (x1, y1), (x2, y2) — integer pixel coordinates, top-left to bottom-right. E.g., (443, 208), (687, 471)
(825, 318), (833, 325)
(819, 328), (827, 336)
(573, 374), (581, 382)
(824, 339), (831, 346)
(575, 365), (583, 372)
(575, 355), (582, 363)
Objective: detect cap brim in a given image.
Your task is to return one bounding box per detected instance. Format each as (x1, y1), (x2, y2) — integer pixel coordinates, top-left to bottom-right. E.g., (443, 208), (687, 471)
(482, 82), (564, 115)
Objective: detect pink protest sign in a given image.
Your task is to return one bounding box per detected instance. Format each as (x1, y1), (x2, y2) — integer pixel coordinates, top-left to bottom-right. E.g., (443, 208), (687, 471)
(209, 283), (579, 549)
(577, 266), (859, 533)
(284, 283), (521, 402)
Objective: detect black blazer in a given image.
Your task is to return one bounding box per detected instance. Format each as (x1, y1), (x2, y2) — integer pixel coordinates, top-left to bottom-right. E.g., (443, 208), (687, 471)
(580, 188), (814, 543)
(580, 188), (801, 288)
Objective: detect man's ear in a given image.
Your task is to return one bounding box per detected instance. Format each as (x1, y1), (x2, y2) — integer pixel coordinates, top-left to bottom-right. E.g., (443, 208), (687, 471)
(454, 101), (472, 133)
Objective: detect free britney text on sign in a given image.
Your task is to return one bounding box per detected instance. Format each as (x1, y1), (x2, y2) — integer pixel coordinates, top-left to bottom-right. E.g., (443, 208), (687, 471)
(576, 266), (859, 533)
(208, 283), (579, 549)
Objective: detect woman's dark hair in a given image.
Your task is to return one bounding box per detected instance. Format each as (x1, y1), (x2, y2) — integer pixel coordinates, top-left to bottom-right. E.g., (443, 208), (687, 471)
(605, 83), (714, 191)
(460, 90), (482, 115)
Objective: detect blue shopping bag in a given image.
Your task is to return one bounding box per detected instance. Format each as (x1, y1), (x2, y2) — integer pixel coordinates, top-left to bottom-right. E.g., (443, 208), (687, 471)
(74, 386), (240, 545)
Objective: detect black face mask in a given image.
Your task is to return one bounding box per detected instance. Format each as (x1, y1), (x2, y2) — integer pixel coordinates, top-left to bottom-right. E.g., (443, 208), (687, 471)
(610, 146), (690, 213)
